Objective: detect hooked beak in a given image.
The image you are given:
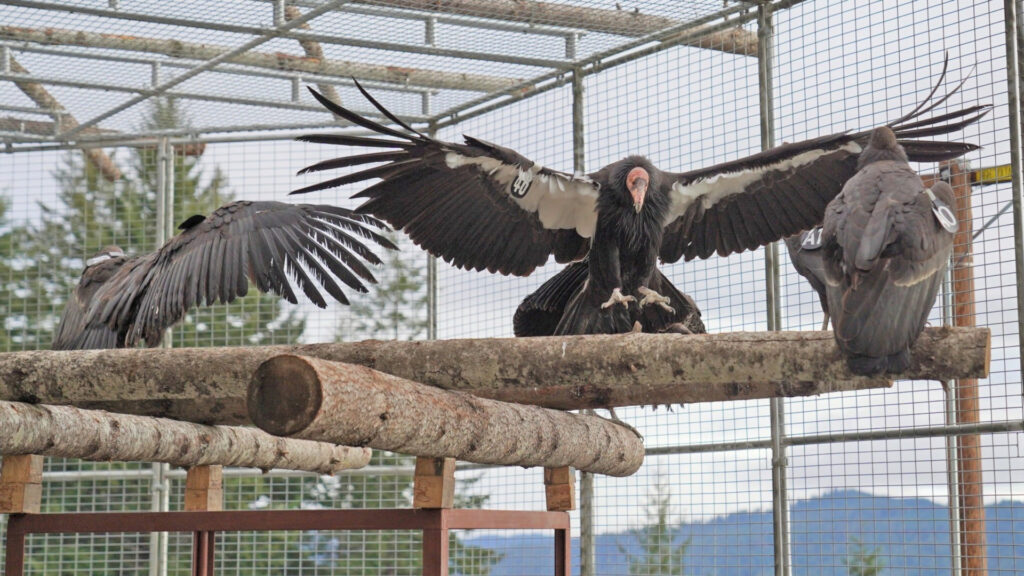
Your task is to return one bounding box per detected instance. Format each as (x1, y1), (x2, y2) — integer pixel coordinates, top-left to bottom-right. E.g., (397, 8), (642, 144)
(630, 177), (648, 214)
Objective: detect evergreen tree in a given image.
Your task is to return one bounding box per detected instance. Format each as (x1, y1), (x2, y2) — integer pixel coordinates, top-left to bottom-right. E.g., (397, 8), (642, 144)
(6, 97), (304, 350)
(340, 231), (428, 342)
(844, 536), (885, 576)
(620, 477), (691, 575)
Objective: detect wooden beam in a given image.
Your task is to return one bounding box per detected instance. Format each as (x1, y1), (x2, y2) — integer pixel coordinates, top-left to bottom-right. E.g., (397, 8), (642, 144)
(353, 0), (758, 55)
(0, 400), (371, 474)
(949, 160), (988, 576)
(6, 56), (122, 181)
(413, 457), (455, 509)
(0, 328), (988, 426)
(544, 467), (575, 511)
(248, 355), (645, 477)
(284, 5), (342, 105)
(184, 465), (223, 512)
(0, 26), (519, 93)
(0, 454), (43, 514)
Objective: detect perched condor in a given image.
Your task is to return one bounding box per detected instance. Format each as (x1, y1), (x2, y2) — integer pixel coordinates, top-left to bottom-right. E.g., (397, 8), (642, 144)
(784, 227), (831, 330)
(52, 201), (396, 350)
(821, 126), (958, 375)
(291, 60), (985, 335)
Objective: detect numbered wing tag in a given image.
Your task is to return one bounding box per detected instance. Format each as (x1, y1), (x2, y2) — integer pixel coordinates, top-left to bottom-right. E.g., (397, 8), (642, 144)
(510, 167), (534, 198)
(923, 188), (959, 233)
(800, 226), (823, 251)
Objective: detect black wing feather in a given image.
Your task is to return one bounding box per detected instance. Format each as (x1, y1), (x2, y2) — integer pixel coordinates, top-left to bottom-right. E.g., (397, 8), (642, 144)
(56, 201), (394, 349)
(660, 64), (988, 264)
(293, 88), (595, 277)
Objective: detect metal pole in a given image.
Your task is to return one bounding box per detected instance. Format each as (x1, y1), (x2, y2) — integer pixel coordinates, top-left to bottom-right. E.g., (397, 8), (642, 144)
(149, 137), (171, 576)
(942, 264), (963, 576)
(426, 122), (439, 341)
(159, 138), (175, 576)
(572, 67), (596, 576)
(758, 5), (790, 576)
(1005, 0), (1024, 392)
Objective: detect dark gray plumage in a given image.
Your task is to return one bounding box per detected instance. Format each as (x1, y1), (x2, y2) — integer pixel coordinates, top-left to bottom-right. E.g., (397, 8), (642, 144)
(512, 258), (706, 337)
(52, 201), (396, 350)
(821, 126), (957, 375)
(784, 228), (830, 329)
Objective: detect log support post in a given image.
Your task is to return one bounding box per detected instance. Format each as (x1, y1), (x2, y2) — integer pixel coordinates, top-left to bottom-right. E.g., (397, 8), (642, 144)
(0, 454), (43, 514)
(413, 457), (455, 509)
(184, 465), (220, 576)
(544, 466), (576, 511)
(184, 465), (223, 512)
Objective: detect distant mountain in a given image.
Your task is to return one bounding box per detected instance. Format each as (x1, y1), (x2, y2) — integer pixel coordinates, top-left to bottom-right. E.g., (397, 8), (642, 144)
(462, 491), (1024, 576)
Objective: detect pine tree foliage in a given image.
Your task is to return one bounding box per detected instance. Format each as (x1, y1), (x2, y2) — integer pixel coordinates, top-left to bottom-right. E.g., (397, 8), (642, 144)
(619, 476), (691, 575)
(2, 97), (304, 350)
(844, 536), (886, 576)
(339, 231), (428, 342)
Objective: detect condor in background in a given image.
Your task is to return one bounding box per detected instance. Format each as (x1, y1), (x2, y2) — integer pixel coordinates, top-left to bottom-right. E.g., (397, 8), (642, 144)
(821, 126), (958, 375)
(53, 201), (396, 350)
(291, 59), (985, 337)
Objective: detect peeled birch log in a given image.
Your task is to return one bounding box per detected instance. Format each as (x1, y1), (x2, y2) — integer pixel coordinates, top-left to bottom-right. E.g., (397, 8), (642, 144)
(249, 355), (644, 477)
(0, 400), (370, 474)
(0, 328), (989, 425)
(0, 26), (518, 93)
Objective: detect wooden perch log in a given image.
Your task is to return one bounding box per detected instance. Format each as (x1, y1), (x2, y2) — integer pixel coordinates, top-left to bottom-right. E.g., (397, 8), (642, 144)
(0, 328), (989, 425)
(0, 400), (370, 474)
(0, 26), (518, 92)
(249, 355), (644, 477)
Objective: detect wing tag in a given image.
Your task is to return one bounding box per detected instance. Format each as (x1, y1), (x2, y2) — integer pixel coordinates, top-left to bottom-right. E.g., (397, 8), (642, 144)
(510, 167), (534, 198)
(923, 188), (959, 233)
(800, 226), (823, 251)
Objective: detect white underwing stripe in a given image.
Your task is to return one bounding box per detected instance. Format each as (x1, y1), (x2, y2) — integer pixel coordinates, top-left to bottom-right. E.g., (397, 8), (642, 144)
(444, 151), (599, 238)
(668, 141), (863, 222)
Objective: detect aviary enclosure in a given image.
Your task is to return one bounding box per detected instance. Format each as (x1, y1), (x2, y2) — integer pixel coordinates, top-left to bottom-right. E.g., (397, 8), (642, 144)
(0, 1), (1020, 575)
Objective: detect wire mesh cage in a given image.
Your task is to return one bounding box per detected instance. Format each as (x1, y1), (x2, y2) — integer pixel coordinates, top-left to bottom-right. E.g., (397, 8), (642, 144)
(0, 1), (1022, 575)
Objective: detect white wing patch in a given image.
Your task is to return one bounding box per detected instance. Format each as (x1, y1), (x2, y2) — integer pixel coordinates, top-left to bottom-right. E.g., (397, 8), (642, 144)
(667, 141), (863, 222)
(444, 151), (599, 238)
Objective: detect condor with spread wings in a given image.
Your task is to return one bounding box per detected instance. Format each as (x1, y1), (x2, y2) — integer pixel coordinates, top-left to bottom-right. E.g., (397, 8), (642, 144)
(292, 62), (986, 335)
(52, 201), (395, 350)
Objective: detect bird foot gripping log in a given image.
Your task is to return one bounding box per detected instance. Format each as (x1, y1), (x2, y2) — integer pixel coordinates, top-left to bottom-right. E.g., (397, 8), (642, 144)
(247, 355), (646, 477)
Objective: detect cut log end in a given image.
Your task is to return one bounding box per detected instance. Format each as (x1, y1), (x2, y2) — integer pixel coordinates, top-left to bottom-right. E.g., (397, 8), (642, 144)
(249, 354), (323, 437)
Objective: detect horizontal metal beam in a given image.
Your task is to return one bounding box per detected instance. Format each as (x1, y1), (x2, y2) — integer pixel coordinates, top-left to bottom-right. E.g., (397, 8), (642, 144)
(0, 71), (428, 122)
(5, 0), (571, 68)
(0, 25), (517, 92)
(3, 42), (436, 96)
(646, 419), (1024, 456)
(1, 126), (381, 149)
(0, 104), (58, 116)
